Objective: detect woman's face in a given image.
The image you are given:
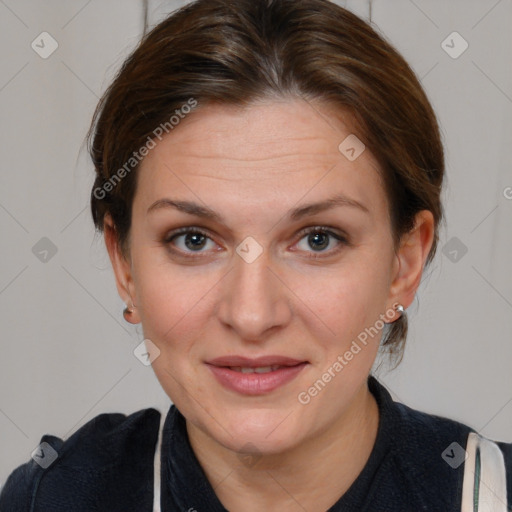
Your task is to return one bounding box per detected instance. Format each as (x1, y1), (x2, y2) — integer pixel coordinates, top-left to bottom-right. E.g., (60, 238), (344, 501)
(118, 99), (403, 455)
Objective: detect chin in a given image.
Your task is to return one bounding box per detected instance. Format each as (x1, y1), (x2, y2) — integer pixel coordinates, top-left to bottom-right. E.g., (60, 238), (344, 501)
(212, 404), (307, 453)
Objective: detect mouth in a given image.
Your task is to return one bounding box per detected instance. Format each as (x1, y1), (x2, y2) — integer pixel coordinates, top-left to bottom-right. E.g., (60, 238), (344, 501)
(227, 365), (285, 374)
(205, 356), (308, 395)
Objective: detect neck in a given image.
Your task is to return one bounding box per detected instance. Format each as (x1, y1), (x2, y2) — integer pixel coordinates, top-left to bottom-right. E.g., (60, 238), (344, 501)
(186, 379), (380, 512)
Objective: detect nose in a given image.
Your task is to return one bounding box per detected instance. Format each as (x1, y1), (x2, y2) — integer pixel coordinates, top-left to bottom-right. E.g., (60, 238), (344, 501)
(217, 245), (292, 342)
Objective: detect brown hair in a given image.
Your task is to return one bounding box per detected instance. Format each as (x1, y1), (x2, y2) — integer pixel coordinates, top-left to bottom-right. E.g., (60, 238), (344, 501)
(87, 0), (444, 365)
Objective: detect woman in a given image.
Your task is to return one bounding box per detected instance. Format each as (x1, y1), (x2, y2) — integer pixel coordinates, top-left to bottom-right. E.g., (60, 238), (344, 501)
(1, 0), (510, 510)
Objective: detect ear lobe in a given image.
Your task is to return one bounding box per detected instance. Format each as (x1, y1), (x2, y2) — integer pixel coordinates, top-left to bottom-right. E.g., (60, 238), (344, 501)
(389, 210), (435, 309)
(103, 215), (140, 324)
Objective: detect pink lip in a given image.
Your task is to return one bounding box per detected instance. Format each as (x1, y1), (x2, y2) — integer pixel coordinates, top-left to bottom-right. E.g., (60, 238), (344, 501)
(205, 355), (308, 395)
(207, 355), (305, 367)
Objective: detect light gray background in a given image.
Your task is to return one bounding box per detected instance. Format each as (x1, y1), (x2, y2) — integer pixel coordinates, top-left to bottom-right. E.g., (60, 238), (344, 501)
(1, 0), (511, 488)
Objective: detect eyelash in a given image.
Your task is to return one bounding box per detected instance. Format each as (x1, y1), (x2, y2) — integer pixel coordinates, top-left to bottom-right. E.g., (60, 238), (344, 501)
(163, 225), (350, 260)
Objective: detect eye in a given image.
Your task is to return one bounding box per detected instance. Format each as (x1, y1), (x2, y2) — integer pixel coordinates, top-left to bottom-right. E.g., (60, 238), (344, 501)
(294, 226), (349, 258)
(164, 228), (218, 255)
(163, 225), (349, 259)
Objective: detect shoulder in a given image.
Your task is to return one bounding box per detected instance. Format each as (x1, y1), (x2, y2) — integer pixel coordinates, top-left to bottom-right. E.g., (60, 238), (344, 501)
(394, 398), (475, 447)
(396, 400), (512, 509)
(369, 377), (512, 510)
(395, 398), (512, 469)
(371, 376), (479, 459)
(374, 375), (511, 463)
(0, 407), (163, 511)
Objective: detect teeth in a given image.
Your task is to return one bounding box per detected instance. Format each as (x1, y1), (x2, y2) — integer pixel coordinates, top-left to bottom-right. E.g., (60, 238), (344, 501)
(229, 365), (281, 373)
(254, 366), (274, 374)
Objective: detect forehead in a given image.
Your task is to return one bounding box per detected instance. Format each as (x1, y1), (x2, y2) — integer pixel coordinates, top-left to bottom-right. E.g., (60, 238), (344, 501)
(146, 99), (364, 161)
(134, 98), (387, 221)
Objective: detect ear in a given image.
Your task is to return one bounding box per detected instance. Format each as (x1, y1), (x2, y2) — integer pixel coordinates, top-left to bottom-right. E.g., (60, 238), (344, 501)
(104, 214), (140, 324)
(388, 210), (435, 313)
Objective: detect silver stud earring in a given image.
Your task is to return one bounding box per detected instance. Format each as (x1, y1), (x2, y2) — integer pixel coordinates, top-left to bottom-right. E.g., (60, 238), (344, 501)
(123, 301), (135, 322)
(386, 303), (405, 324)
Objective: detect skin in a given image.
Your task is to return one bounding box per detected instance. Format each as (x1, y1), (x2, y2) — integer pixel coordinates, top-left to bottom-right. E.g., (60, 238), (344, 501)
(104, 98), (434, 511)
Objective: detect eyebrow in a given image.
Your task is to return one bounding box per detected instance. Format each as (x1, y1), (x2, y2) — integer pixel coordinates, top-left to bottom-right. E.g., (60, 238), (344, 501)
(146, 193), (369, 222)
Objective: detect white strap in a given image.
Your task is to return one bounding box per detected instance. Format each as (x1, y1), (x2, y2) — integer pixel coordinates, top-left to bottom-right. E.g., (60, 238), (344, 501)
(461, 433), (478, 510)
(461, 432), (508, 512)
(153, 411), (166, 512)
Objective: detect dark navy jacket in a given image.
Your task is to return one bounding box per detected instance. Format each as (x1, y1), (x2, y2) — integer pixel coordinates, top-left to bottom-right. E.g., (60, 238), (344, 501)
(1, 375), (511, 511)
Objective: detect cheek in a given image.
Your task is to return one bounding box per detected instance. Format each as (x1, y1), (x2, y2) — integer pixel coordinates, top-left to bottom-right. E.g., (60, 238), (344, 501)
(133, 262), (213, 401)
(130, 251), (208, 346)
(292, 253), (392, 345)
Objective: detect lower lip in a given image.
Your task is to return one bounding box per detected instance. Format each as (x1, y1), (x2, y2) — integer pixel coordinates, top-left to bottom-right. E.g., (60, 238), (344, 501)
(206, 363), (308, 395)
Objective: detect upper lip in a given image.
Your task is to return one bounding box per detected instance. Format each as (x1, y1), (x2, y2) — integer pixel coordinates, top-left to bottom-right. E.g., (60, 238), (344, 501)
(206, 355), (307, 367)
